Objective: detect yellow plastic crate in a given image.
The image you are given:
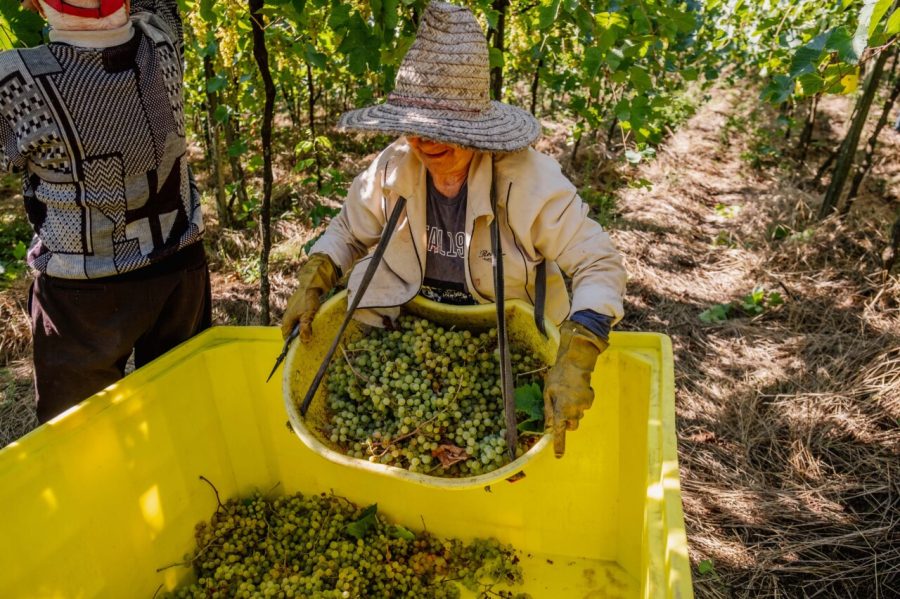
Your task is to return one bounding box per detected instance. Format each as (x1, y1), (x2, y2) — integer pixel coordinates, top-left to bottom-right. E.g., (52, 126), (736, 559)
(0, 318), (691, 598)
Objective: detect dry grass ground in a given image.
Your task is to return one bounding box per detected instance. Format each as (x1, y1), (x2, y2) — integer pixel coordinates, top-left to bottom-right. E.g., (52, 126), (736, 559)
(613, 90), (900, 597)
(0, 86), (898, 597)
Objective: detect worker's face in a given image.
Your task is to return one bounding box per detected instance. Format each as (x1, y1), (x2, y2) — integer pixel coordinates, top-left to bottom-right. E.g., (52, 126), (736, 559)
(407, 136), (475, 177)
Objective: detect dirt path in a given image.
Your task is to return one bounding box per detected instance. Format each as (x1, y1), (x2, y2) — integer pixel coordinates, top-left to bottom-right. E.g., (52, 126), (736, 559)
(612, 91), (900, 598)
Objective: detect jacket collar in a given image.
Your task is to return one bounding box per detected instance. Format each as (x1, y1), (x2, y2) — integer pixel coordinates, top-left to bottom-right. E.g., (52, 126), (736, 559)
(466, 151), (495, 221)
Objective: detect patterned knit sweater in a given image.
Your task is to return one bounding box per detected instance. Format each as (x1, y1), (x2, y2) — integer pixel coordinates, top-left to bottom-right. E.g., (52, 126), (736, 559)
(0, 0), (203, 279)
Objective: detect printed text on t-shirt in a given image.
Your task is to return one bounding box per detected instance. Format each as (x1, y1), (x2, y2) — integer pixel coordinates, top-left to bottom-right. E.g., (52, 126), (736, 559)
(426, 225), (465, 258)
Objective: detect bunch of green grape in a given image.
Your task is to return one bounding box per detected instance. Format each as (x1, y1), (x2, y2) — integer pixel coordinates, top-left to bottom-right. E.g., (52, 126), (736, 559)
(164, 491), (530, 599)
(323, 315), (547, 476)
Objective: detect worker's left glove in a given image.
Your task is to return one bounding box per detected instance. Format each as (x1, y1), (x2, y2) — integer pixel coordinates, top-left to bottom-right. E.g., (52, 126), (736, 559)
(281, 253), (340, 342)
(544, 320), (608, 458)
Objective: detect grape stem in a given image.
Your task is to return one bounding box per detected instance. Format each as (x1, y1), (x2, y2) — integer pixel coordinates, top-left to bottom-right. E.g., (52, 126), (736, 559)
(515, 365), (549, 378)
(364, 337), (496, 462)
(199, 475), (225, 513)
(310, 497), (337, 555)
(155, 536), (223, 572)
(367, 370), (467, 460)
(340, 343), (373, 383)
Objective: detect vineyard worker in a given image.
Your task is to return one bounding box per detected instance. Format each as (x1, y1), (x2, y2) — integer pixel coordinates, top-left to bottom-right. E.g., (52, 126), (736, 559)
(282, 1), (625, 457)
(2, 0), (208, 423)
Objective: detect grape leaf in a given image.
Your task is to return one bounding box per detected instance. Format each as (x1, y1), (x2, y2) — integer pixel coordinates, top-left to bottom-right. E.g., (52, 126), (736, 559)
(488, 47), (504, 70)
(432, 444), (470, 468)
(886, 9), (900, 35)
(206, 75), (227, 93)
(614, 98), (630, 121)
(760, 74), (794, 104)
(840, 70), (859, 93)
(853, 0), (892, 58)
(348, 50), (368, 75)
(391, 525), (415, 541)
(628, 66), (652, 93)
(699, 304), (730, 324)
(213, 105), (229, 124)
(199, 0), (216, 23)
(788, 31), (828, 78)
(825, 27), (857, 64)
(228, 139), (248, 158)
(327, 2), (351, 31)
(574, 6), (593, 35)
(382, 0), (399, 37)
(797, 73), (824, 95)
(484, 8), (499, 30)
(305, 45), (327, 69)
(867, 0), (893, 37)
(514, 382), (543, 432)
(538, 0), (561, 31)
(345, 504), (378, 539)
(12, 241), (27, 260)
(583, 47), (602, 78)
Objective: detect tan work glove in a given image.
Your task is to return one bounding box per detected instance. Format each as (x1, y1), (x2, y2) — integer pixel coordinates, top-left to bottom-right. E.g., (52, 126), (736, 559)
(544, 320), (608, 458)
(281, 253), (340, 342)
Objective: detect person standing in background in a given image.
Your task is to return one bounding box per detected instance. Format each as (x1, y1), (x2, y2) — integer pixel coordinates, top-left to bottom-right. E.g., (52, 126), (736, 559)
(2, 0), (209, 422)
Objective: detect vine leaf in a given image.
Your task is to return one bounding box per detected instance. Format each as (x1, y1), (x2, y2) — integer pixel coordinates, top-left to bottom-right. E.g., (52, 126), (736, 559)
(514, 382), (543, 433)
(853, 0), (892, 58)
(391, 525), (415, 541)
(887, 9), (900, 35)
(432, 445), (470, 468)
(345, 504), (378, 540)
(825, 27), (856, 64)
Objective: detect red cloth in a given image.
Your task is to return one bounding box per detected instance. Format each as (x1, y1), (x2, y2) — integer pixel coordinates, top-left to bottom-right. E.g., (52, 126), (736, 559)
(41, 0), (125, 18)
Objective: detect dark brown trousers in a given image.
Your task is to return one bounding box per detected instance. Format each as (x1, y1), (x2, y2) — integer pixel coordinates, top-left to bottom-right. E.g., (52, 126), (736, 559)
(29, 245), (211, 423)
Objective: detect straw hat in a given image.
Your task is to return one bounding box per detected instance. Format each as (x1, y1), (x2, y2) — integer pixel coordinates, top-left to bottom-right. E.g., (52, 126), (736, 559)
(338, 1), (541, 153)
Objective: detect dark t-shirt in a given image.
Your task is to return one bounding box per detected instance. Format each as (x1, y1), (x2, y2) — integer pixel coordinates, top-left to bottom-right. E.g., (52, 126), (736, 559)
(418, 175), (612, 340)
(420, 175), (477, 305)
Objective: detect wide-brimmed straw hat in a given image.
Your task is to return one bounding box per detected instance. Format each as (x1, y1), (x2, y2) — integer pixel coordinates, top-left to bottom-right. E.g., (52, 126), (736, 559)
(338, 1), (541, 153)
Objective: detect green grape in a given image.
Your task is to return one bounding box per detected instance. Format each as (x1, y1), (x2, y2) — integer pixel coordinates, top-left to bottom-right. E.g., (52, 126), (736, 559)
(164, 491), (525, 598)
(317, 315), (549, 477)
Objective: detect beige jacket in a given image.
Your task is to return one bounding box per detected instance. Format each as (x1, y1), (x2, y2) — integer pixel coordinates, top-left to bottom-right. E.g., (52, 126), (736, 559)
(311, 138), (626, 327)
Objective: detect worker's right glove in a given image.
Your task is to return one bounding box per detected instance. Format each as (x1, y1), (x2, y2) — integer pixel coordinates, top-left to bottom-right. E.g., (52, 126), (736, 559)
(281, 253), (340, 342)
(543, 320), (608, 458)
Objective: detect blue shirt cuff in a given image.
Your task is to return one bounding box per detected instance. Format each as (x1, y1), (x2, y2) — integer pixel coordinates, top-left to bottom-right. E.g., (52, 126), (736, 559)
(570, 310), (612, 342)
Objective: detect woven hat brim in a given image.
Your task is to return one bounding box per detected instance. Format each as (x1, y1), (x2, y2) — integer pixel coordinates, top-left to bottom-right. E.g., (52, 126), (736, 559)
(337, 101), (541, 153)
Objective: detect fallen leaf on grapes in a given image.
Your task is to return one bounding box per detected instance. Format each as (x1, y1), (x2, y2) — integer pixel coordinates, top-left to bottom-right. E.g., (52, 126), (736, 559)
(515, 382), (544, 433)
(432, 444), (470, 468)
(345, 503), (378, 539)
(391, 525), (416, 541)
